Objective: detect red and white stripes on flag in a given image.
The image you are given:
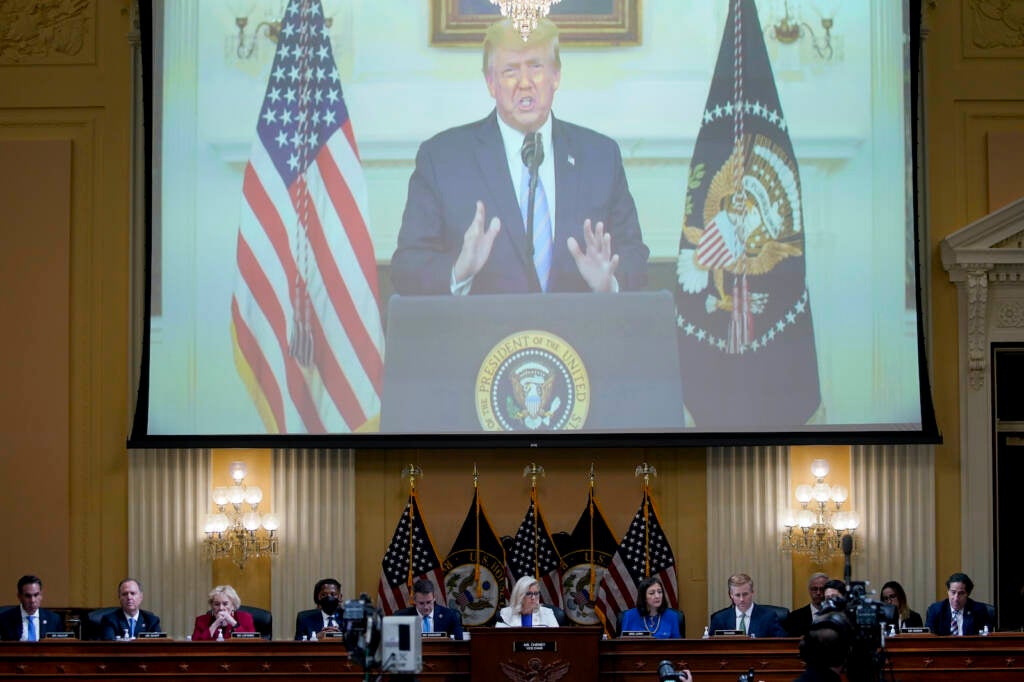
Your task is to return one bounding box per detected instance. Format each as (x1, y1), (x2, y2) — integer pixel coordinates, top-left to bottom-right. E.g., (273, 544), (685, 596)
(594, 488), (679, 635)
(230, 0), (383, 434)
(377, 493), (447, 615)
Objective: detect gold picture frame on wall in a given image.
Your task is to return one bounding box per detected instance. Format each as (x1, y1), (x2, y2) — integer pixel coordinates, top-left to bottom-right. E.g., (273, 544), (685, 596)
(430, 0), (641, 47)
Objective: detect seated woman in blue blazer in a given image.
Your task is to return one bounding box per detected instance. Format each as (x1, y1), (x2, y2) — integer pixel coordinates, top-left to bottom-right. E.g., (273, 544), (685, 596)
(619, 576), (684, 638)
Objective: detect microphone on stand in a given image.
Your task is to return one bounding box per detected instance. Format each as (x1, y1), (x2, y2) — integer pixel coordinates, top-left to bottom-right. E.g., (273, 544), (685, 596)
(841, 533), (853, 585)
(520, 132), (544, 257)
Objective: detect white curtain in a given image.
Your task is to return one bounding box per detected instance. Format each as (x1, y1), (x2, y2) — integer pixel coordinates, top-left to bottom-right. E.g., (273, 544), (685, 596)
(850, 444), (936, 615)
(270, 448), (356, 640)
(706, 446), (792, 615)
(128, 448), (211, 639)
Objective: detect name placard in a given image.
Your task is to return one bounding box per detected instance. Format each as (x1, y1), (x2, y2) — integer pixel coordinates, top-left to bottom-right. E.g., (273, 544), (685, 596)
(43, 632), (76, 639)
(230, 632), (260, 639)
(619, 630), (652, 638)
(422, 632), (448, 639)
(900, 627), (931, 634)
(137, 632), (168, 639)
(322, 631), (346, 640)
(513, 641), (557, 653)
(713, 629), (746, 637)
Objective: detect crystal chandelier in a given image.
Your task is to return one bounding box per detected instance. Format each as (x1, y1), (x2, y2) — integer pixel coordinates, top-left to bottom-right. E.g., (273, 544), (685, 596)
(490, 0), (562, 41)
(203, 461), (280, 569)
(780, 459), (859, 565)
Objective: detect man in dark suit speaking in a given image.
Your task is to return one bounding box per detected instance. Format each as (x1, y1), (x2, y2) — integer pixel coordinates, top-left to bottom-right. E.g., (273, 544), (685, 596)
(396, 579), (463, 639)
(925, 571), (993, 636)
(390, 17), (648, 296)
(100, 578), (161, 640)
(0, 575), (63, 641)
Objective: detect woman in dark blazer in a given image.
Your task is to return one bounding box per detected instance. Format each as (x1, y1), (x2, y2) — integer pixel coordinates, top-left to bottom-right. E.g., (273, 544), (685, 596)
(881, 581), (922, 630)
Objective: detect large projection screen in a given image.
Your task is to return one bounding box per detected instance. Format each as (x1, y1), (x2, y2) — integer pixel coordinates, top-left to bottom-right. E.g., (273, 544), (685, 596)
(130, 0), (938, 448)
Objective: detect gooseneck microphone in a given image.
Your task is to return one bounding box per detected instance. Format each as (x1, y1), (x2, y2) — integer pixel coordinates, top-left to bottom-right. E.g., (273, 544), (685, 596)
(520, 132), (544, 257)
(841, 533), (853, 585)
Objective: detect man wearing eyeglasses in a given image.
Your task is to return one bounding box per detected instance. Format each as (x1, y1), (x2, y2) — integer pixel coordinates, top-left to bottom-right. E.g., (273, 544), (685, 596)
(496, 576), (560, 627)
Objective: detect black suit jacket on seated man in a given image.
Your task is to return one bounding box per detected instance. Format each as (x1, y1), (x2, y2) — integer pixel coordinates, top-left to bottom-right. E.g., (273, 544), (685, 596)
(924, 597), (992, 636)
(390, 110), (649, 296)
(100, 609), (161, 640)
(395, 602), (464, 639)
(0, 607), (64, 641)
(294, 608), (344, 641)
(708, 603), (788, 638)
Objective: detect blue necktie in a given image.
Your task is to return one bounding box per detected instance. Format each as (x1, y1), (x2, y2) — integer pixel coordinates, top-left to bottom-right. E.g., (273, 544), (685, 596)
(422, 615), (430, 633)
(26, 616), (36, 641)
(520, 164), (553, 292)
(129, 618), (136, 638)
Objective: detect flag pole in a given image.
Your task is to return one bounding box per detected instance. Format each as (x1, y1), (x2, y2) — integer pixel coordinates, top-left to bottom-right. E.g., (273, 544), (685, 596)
(401, 464), (423, 600)
(523, 462), (545, 579)
(473, 463), (482, 597)
(588, 463), (597, 596)
(635, 462), (657, 577)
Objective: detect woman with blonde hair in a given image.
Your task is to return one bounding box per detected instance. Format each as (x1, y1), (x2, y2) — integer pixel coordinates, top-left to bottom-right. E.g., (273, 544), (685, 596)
(191, 585), (256, 640)
(496, 576), (560, 628)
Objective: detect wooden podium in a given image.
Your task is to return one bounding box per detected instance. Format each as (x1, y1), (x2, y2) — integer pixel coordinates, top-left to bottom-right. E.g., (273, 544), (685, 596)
(469, 628), (600, 682)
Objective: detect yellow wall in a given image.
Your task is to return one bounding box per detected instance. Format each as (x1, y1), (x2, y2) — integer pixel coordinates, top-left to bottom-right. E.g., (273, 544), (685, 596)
(0, 0), (1021, 615)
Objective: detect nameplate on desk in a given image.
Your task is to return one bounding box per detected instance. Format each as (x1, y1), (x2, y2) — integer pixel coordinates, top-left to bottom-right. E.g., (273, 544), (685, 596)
(230, 632), (260, 639)
(43, 632), (76, 639)
(322, 631), (346, 640)
(137, 632), (168, 639)
(422, 632), (448, 639)
(514, 641), (557, 653)
(619, 631), (652, 638)
(900, 627), (931, 634)
(714, 629), (747, 637)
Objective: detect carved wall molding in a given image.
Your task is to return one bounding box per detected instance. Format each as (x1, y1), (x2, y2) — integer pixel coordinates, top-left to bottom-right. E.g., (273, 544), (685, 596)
(0, 0), (94, 65)
(996, 301), (1024, 328)
(965, 0), (1024, 54)
(993, 231), (1024, 248)
(967, 267), (991, 390)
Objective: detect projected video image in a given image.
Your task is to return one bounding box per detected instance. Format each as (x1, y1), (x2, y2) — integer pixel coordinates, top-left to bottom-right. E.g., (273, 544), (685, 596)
(139, 0), (929, 442)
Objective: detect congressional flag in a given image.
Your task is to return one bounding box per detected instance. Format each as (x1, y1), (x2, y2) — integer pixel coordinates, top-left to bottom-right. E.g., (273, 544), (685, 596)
(502, 489), (566, 609)
(595, 488), (678, 635)
(377, 492), (447, 615)
(674, 0), (820, 428)
(442, 489), (509, 626)
(230, 0), (384, 433)
(559, 488), (618, 625)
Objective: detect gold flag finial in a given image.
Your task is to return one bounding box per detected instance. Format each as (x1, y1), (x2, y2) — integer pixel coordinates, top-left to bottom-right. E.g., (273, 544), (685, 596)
(635, 462), (657, 488)
(401, 464), (423, 492)
(523, 462), (546, 489)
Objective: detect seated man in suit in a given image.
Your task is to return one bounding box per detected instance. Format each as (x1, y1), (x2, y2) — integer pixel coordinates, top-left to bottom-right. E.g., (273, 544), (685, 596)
(294, 578), (345, 641)
(100, 578), (161, 640)
(708, 573), (787, 638)
(925, 571), (993, 636)
(0, 575), (64, 641)
(396, 579), (464, 639)
(783, 572), (828, 637)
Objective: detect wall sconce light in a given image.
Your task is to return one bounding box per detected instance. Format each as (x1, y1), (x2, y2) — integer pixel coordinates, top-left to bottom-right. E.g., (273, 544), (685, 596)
(780, 458), (859, 565)
(203, 461), (280, 569)
(228, 1), (337, 61)
(771, 0), (838, 61)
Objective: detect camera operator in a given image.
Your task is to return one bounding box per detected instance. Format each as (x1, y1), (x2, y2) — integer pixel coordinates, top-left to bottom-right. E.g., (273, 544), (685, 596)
(795, 617), (852, 682)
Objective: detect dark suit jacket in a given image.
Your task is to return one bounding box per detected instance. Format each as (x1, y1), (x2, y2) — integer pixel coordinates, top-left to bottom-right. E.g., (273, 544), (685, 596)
(191, 609), (256, 641)
(294, 608), (343, 640)
(100, 609), (161, 640)
(924, 598), (992, 635)
(782, 603), (814, 637)
(708, 603), (788, 638)
(395, 603), (464, 639)
(391, 111), (649, 296)
(0, 607), (64, 640)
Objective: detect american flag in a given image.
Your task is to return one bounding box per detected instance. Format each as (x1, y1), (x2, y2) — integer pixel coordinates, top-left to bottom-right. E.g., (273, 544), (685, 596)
(502, 491), (565, 609)
(594, 489), (678, 634)
(230, 0), (384, 433)
(377, 493), (447, 615)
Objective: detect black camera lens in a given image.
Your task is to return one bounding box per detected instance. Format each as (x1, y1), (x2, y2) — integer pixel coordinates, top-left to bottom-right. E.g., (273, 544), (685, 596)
(657, 660), (677, 682)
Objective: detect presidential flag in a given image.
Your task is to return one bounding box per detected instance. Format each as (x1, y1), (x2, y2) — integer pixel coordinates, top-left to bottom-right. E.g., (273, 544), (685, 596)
(560, 488), (618, 625)
(595, 488), (678, 634)
(230, 0), (384, 434)
(442, 489), (509, 626)
(502, 490), (566, 609)
(377, 492), (447, 615)
(674, 0), (820, 428)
